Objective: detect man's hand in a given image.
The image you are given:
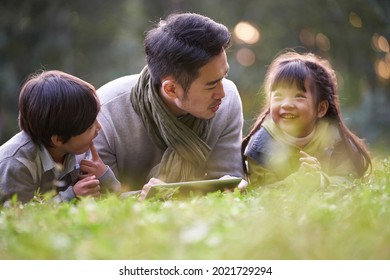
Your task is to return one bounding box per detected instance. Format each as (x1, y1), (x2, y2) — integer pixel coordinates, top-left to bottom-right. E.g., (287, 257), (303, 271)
(219, 175), (248, 193)
(138, 177), (166, 202)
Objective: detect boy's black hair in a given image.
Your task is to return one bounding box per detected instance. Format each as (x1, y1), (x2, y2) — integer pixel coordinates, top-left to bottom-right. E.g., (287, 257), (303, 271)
(18, 70), (100, 147)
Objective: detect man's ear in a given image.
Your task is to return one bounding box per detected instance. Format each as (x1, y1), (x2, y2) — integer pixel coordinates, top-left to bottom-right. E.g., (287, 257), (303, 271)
(317, 100), (329, 118)
(51, 135), (64, 147)
(161, 78), (177, 99)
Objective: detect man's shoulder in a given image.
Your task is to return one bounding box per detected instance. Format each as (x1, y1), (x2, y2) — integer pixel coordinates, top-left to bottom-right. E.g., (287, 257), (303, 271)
(218, 78), (241, 111)
(222, 78), (239, 94)
(97, 74), (140, 105)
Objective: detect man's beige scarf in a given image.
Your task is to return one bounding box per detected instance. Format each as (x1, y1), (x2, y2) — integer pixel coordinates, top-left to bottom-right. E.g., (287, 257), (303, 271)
(131, 66), (211, 182)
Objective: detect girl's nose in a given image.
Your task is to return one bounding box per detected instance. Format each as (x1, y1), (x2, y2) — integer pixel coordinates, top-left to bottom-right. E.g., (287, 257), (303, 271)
(281, 100), (295, 109)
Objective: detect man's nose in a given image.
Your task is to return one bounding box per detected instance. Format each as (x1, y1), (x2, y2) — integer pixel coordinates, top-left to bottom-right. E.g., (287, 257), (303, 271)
(213, 81), (225, 99)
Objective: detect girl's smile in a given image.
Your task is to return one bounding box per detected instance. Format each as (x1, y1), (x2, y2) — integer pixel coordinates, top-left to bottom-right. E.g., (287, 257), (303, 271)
(270, 79), (328, 138)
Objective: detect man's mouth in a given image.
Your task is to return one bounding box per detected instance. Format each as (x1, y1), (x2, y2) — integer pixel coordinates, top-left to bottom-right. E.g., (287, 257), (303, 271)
(210, 101), (222, 112)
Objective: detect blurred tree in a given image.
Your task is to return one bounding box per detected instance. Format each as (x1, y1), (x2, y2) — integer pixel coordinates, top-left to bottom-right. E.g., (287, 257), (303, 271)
(0, 0), (144, 143)
(1, 0), (389, 154)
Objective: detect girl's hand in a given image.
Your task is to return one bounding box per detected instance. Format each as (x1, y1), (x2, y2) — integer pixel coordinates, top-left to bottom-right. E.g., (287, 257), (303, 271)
(298, 150), (321, 173)
(286, 151), (323, 188)
(79, 142), (107, 179)
(72, 175), (101, 197)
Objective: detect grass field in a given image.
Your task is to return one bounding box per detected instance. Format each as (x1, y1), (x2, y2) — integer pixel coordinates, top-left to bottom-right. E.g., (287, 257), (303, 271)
(1, 157), (389, 260)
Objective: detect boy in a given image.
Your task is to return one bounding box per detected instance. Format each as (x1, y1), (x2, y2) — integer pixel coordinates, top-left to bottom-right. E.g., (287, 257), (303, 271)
(0, 70), (120, 205)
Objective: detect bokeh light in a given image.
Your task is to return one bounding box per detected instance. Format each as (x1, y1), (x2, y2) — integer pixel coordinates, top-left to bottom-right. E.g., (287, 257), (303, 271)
(375, 59), (390, 80)
(378, 36), (390, 53)
(372, 33), (390, 53)
(315, 33), (331, 51)
(236, 48), (256, 67)
(299, 29), (315, 47)
(349, 12), (362, 28)
(233, 21), (260, 45)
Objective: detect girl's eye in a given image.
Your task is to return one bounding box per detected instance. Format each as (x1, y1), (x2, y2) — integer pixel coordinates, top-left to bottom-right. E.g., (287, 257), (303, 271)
(272, 93), (281, 99)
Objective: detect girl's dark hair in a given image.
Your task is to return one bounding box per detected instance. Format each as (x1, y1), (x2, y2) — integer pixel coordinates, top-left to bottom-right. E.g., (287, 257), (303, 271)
(144, 12), (231, 93)
(242, 51), (371, 177)
(18, 70), (100, 147)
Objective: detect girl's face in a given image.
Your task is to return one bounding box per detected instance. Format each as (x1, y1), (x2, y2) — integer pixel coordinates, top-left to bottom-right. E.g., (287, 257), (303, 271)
(269, 79), (328, 138)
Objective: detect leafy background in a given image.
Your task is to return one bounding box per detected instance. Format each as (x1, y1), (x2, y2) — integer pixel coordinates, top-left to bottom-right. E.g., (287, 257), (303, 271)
(1, 0), (390, 261)
(1, 0), (389, 154)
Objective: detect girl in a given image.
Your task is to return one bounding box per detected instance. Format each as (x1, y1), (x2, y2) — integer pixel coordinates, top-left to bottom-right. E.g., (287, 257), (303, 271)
(242, 51), (371, 188)
(0, 70), (121, 204)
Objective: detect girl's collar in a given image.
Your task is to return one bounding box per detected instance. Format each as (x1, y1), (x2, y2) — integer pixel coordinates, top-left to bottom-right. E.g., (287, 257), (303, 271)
(281, 127), (316, 148)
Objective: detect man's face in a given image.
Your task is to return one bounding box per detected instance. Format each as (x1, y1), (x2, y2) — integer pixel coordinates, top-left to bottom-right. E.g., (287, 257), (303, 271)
(170, 51), (229, 120)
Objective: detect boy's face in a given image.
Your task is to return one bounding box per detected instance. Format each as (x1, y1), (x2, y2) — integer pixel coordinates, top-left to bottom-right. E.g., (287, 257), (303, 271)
(60, 120), (101, 155)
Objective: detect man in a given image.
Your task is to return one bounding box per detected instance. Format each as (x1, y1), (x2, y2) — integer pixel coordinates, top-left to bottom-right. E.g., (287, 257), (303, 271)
(94, 13), (245, 191)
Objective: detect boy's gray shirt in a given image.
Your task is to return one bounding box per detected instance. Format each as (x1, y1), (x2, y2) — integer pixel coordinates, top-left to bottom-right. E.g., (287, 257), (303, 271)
(0, 131), (120, 204)
(94, 74), (244, 190)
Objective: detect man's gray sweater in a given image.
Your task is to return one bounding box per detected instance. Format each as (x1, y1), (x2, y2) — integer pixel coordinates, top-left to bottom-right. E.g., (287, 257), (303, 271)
(94, 74), (244, 190)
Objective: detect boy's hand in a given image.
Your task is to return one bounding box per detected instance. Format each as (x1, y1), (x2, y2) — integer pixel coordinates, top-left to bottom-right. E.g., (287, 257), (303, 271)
(72, 175), (101, 197)
(79, 142), (107, 179)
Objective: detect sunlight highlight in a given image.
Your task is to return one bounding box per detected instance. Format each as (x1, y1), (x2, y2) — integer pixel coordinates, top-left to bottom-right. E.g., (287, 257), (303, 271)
(316, 33), (331, 51)
(375, 59), (390, 80)
(233, 21), (260, 44)
(299, 29), (315, 47)
(372, 33), (390, 53)
(349, 12), (362, 28)
(236, 47), (256, 66)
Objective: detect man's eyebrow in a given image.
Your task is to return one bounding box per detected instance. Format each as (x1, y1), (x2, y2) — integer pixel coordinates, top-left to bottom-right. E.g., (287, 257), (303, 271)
(205, 68), (229, 86)
(205, 77), (223, 86)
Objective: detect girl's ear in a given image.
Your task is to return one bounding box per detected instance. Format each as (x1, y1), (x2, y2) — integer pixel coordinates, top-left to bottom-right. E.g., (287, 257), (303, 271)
(317, 100), (329, 118)
(51, 135), (64, 147)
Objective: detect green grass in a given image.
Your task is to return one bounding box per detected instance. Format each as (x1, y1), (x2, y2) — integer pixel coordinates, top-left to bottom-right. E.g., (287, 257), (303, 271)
(1, 157), (390, 260)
